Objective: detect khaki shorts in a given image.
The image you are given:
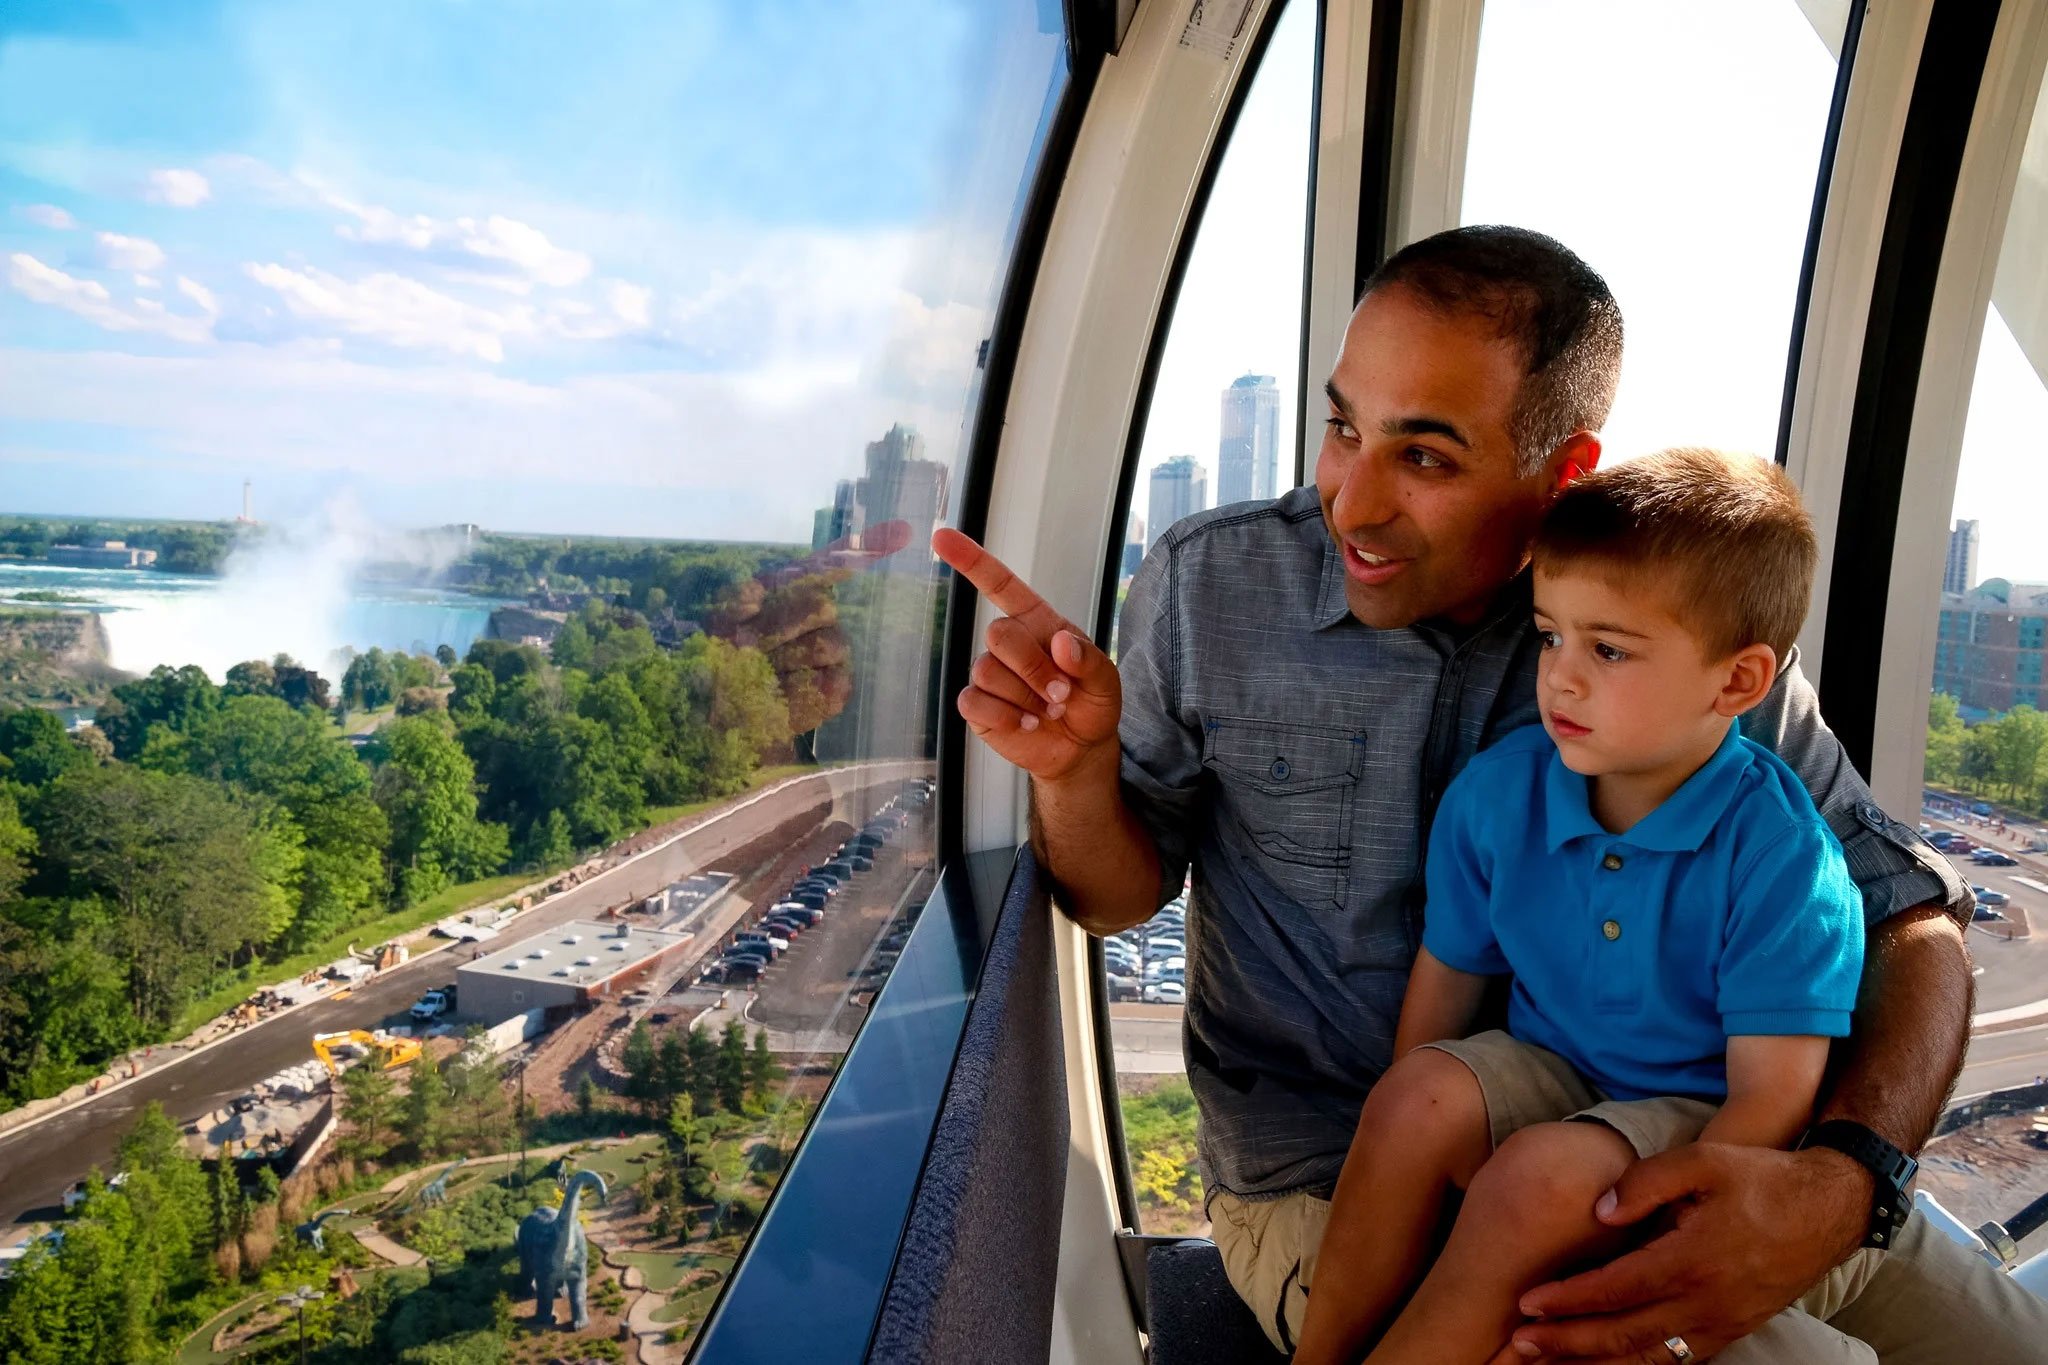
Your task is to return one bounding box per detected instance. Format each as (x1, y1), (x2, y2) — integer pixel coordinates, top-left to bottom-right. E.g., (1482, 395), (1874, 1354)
(1208, 1031), (1886, 1357)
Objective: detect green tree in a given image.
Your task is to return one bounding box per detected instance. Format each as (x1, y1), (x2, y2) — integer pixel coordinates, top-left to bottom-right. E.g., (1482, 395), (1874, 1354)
(32, 766), (300, 1028)
(447, 1039), (511, 1149)
(370, 718), (510, 906)
(714, 1020), (748, 1113)
(342, 648), (400, 711)
(92, 663), (222, 760)
(150, 693), (389, 949)
(0, 708), (91, 788)
(1926, 691), (1967, 786)
(657, 1031), (691, 1108)
(1988, 705), (2048, 802)
(576, 1074), (600, 1124)
(622, 1020), (659, 1118)
(340, 1059), (400, 1160)
(401, 1053), (449, 1156)
(435, 644), (459, 670)
(747, 1030), (779, 1103)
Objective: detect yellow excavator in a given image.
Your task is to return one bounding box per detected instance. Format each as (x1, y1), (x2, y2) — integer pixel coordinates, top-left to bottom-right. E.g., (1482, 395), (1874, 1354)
(311, 1029), (423, 1078)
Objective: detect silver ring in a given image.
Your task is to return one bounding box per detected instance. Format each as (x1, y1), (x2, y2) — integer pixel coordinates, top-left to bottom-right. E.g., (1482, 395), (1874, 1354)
(1664, 1337), (1694, 1363)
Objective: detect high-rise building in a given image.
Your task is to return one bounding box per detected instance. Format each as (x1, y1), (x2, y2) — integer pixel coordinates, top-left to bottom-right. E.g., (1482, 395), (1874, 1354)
(1217, 373), (1281, 505)
(1945, 519), (1980, 595)
(1148, 456), (1207, 547)
(1122, 514), (1146, 578)
(856, 424), (949, 571)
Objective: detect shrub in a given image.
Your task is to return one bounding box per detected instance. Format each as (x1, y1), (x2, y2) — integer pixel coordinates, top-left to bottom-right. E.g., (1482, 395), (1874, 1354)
(241, 1227), (276, 1273)
(213, 1239), (243, 1284)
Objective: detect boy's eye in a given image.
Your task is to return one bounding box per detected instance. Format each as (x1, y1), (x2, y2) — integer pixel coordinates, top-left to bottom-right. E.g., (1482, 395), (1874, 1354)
(1593, 641), (1629, 663)
(1536, 629), (1561, 649)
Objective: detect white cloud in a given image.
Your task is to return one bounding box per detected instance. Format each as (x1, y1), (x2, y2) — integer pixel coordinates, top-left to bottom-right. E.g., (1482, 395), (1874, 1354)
(144, 167), (212, 207)
(7, 252), (214, 343)
(134, 274), (160, 289)
(331, 197), (592, 288)
(21, 204), (76, 230)
(177, 276), (218, 315)
(93, 231), (167, 272)
(607, 280), (652, 329)
(243, 261), (535, 362)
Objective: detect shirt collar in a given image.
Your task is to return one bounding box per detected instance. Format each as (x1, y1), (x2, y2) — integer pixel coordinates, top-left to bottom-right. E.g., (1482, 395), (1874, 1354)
(1544, 721), (1750, 854)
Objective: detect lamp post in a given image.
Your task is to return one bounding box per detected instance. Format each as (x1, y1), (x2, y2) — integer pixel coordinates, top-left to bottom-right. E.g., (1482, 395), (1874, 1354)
(276, 1286), (323, 1365)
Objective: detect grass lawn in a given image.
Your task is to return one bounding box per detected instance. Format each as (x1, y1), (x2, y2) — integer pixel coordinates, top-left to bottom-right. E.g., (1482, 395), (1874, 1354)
(641, 763), (817, 829)
(551, 1134), (661, 1192)
(651, 1272), (730, 1324)
(618, 1248), (734, 1294)
(175, 1293), (270, 1365)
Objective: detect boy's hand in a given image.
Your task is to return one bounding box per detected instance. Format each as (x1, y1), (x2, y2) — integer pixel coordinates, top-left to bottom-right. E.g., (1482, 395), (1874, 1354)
(933, 529), (1122, 784)
(1507, 1142), (1867, 1362)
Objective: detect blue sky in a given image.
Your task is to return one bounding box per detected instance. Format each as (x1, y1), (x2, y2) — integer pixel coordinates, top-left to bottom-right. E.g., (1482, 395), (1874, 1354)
(0, 0), (1063, 539)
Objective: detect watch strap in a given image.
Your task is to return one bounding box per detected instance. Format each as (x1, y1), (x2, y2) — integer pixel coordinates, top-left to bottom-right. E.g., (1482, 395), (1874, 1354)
(1798, 1120), (1917, 1249)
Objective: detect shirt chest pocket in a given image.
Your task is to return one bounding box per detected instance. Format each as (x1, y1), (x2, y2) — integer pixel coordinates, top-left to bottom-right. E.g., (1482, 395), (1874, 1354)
(1202, 717), (1364, 912)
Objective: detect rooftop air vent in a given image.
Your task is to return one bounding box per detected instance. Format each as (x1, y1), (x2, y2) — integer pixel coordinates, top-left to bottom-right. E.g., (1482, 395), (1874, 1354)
(528, 948), (547, 959)
(563, 935), (582, 945)
(553, 967), (570, 977)
(504, 961), (521, 971)
(576, 956), (597, 967)
(609, 943), (626, 952)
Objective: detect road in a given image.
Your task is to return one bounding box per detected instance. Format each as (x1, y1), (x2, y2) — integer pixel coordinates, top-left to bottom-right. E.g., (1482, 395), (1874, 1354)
(1959, 1021), (2048, 1100)
(0, 761), (924, 1229)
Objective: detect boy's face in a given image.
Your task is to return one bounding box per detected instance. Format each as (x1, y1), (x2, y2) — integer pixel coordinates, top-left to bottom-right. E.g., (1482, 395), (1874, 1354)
(1531, 566), (1739, 779)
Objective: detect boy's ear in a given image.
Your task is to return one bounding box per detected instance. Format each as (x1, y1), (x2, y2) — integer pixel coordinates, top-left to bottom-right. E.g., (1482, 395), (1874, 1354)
(1550, 431), (1603, 491)
(1713, 642), (1780, 717)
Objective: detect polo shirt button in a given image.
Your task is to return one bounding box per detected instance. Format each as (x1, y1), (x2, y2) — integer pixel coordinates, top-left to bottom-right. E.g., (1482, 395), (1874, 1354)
(1601, 919), (1622, 941)
(1270, 758), (1290, 781)
(1601, 853), (1624, 871)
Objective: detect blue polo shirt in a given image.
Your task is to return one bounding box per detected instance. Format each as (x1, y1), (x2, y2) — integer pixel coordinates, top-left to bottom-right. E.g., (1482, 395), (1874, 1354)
(1421, 723), (1863, 1102)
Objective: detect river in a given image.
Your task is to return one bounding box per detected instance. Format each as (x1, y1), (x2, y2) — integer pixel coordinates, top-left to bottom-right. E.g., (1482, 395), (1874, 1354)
(0, 562), (510, 681)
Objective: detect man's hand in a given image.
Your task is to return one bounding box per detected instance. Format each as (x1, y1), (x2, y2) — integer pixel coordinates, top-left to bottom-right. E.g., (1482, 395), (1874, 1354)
(1508, 1143), (1869, 1362)
(933, 529), (1121, 782)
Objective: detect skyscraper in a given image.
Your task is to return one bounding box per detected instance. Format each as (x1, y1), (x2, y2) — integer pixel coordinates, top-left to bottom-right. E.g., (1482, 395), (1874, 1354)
(1945, 519), (1980, 595)
(1217, 373), (1281, 505)
(1148, 456), (1207, 547)
(858, 424), (948, 571)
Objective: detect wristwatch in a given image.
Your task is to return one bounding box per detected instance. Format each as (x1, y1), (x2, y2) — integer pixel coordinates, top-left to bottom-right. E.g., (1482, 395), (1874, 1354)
(1797, 1119), (1918, 1249)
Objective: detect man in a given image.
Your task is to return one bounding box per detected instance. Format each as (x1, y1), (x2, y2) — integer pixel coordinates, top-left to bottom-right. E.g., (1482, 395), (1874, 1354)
(936, 226), (2048, 1362)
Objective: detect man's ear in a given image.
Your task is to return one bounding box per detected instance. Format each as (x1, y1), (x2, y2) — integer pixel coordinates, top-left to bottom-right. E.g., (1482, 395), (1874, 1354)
(1549, 431), (1603, 491)
(1713, 642), (1780, 717)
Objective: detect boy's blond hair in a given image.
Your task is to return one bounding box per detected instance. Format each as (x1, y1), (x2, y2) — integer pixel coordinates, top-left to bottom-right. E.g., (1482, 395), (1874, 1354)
(1532, 447), (1817, 662)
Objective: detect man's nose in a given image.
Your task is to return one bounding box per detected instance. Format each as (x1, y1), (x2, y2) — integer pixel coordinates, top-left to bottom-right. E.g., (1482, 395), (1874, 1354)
(1330, 453), (1398, 530)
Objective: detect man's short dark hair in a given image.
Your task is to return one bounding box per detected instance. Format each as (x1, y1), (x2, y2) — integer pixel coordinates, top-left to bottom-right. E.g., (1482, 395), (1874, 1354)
(1361, 226), (1623, 476)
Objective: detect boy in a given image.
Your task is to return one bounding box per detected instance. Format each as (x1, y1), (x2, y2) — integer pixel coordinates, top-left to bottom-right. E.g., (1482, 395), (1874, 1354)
(1294, 448), (1871, 1365)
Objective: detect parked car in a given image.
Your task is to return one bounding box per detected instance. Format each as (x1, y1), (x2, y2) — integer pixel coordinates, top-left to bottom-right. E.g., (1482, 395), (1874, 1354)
(409, 988), (453, 1022)
(734, 931), (787, 955)
(1144, 981), (1187, 1005)
(1974, 887), (2010, 907)
(1971, 849), (2019, 866)
(1107, 973), (1142, 1002)
(772, 903), (823, 925)
(847, 853), (875, 872)
(789, 889), (829, 909)
(823, 859), (857, 879)
(1973, 906), (2008, 924)
(707, 958), (764, 984)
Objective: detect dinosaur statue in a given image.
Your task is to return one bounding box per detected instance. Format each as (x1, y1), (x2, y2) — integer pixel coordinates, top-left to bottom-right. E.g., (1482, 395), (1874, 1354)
(516, 1169), (608, 1329)
(295, 1208), (351, 1252)
(409, 1155), (466, 1211)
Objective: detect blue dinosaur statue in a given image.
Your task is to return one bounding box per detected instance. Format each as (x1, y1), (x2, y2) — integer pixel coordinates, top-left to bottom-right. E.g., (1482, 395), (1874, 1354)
(409, 1155), (466, 1211)
(295, 1208), (351, 1252)
(516, 1169), (608, 1329)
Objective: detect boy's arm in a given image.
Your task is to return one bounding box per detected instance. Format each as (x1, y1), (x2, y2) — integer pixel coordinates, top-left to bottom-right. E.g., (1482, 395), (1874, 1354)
(1393, 949), (1492, 1058)
(1698, 1035), (1830, 1149)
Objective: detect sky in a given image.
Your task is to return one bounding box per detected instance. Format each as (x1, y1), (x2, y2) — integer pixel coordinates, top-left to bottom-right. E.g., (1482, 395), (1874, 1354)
(3, 0), (2043, 578)
(0, 0), (1064, 541)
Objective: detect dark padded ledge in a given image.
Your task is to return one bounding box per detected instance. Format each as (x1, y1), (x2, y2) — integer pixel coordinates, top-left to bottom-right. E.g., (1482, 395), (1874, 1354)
(866, 845), (1069, 1364)
(1147, 1239), (1289, 1365)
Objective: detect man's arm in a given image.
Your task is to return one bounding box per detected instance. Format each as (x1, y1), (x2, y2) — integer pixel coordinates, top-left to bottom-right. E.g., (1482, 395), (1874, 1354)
(1028, 752), (1163, 937)
(1509, 908), (1971, 1362)
(937, 529), (1191, 936)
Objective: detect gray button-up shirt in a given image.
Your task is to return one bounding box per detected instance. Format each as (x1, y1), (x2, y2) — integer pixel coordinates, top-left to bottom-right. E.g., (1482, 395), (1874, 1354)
(1116, 486), (1971, 1201)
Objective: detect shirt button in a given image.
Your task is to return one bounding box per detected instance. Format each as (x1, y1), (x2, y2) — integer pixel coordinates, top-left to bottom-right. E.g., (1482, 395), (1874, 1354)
(1601, 853), (1624, 871)
(1602, 919), (1622, 941)
(1270, 758), (1290, 781)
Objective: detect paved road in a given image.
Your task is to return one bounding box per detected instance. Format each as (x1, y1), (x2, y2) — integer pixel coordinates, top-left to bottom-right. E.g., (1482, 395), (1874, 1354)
(0, 762), (925, 1229)
(1959, 1020), (2048, 1100)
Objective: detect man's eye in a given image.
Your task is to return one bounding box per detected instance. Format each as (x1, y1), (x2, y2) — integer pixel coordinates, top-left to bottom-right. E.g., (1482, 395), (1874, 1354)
(1403, 446), (1447, 470)
(1536, 629), (1561, 649)
(1594, 642), (1629, 663)
(1324, 416), (1358, 441)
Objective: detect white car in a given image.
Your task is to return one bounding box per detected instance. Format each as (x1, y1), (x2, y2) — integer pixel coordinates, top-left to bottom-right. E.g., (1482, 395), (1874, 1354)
(1144, 981), (1187, 1005)
(409, 989), (451, 1022)
(1144, 957), (1186, 981)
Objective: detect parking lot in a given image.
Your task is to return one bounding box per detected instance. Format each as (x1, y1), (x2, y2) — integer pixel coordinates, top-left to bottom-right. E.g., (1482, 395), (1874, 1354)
(1922, 808), (2048, 1022)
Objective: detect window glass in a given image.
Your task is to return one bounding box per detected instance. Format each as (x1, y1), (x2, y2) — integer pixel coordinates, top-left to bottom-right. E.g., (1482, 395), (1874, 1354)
(1461, 1), (1847, 462)
(0, 3), (1063, 1358)
(1110, 0), (1315, 1236)
(1919, 72), (2048, 1251)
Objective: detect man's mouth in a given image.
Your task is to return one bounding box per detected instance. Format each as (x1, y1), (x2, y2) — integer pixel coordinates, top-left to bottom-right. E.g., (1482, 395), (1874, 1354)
(1548, 711), (1591, 739)
(1342, 543), (1411, 586)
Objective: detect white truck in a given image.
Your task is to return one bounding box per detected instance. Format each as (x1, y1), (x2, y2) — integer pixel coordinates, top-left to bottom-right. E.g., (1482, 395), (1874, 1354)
(409, 988), (453, 1023)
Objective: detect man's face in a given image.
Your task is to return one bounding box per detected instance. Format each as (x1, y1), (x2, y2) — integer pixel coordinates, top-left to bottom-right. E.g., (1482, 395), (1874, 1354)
(1315, 286), (1568, 628)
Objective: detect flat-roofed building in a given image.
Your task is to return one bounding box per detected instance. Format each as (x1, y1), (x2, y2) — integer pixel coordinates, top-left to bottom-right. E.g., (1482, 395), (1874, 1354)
(455, 919), (693, 1025)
